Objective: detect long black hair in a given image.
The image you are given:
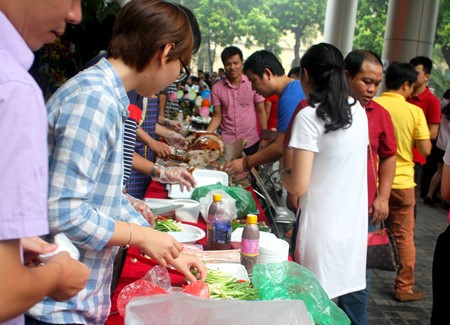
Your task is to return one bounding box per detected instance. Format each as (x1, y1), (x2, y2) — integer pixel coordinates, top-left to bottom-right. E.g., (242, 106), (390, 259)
(300, 43), (354, 133)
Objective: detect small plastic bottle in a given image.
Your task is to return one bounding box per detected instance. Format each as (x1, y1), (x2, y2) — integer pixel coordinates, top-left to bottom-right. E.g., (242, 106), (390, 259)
(206, 193), (232, 250)
(177, 109), (184, 123)
(240, 214), (260, 277)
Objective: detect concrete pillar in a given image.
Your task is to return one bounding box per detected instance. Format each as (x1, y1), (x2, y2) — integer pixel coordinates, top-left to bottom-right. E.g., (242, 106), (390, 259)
(323, 0), (359, 57)
(381, 0), (440, 66)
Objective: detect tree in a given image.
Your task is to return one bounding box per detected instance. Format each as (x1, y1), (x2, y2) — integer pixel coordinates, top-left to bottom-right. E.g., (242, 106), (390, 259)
(243, 5), (283, 55)
(436, 0), (450, 69)
(178, 0), (246, 72)
(271, 0), (326, 67)
(352, 0), (388, 55)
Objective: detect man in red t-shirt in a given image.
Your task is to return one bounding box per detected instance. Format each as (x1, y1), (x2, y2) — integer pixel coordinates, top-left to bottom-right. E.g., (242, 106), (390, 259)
(408, 56), (441, 198)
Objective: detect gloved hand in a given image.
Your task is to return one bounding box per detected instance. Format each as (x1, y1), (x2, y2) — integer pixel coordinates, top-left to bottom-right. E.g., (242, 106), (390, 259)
(165, 119), (183, 132)
(153, 166), (196, 192)
(125, 194), (155, 227)
(164, 131), (188, 150)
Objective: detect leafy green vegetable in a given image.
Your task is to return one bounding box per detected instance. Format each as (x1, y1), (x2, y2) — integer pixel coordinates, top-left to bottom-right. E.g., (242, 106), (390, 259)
(154, 218), (182, 232)
(204, 268), (260, 301)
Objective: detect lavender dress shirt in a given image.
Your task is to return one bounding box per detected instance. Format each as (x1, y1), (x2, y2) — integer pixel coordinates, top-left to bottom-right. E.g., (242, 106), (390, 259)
(0, 11), (49, 325)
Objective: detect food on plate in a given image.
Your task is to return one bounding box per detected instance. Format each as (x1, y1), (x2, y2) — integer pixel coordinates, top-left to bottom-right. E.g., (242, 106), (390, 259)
(204, 268), (260, 300)
(167, 132), (225, 167)
(187, 133), (224, 160)
(183, 150), (210, 167)
(154, 218), (183, 232)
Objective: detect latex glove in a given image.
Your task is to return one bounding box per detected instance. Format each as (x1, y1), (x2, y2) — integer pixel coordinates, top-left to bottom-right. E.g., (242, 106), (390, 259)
(164, 131), (188, 150)
(154, 166), (196, 191)
(165, 119), (183, 132)
(125, 194), (156, 227)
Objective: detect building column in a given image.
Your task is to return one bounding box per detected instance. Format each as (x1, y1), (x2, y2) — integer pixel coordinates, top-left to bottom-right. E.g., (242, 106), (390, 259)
(323, 0), (359, 57)
(381, 0), (440, 66)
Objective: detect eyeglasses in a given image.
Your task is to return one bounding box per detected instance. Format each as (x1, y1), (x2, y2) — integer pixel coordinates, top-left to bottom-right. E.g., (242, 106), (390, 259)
(174, 59), (190, 83)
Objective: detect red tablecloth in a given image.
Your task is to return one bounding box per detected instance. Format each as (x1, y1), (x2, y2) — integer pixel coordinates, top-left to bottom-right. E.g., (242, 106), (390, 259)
(106, 181), (268, 325)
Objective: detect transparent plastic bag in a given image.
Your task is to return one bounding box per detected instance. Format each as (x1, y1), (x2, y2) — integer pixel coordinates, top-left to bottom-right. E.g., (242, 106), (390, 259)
(252, 261), (351, 325)
(125, 292), (313, 325)
(192, 183), (257, 218)
(197, 189), (237, 222)
(117, 266), (181, 317)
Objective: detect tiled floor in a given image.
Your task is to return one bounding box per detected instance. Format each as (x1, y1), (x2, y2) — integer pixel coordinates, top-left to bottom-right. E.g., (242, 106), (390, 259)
(367, 196), (448, 324)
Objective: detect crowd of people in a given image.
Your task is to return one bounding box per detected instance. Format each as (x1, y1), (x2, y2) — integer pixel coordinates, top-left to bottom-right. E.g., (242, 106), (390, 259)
(1, 1), (449, 325)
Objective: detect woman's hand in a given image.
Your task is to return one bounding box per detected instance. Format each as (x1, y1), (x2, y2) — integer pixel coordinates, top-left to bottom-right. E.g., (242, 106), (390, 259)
(138, 228), (182, 267)
(170, 253), (207, 282)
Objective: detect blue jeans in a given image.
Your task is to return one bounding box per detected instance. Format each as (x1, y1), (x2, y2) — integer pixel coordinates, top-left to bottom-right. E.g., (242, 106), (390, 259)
(337, 220), (377, 325)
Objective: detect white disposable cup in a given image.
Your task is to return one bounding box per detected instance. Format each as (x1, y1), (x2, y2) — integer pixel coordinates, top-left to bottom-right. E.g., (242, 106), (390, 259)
(173, 199), (200, 223)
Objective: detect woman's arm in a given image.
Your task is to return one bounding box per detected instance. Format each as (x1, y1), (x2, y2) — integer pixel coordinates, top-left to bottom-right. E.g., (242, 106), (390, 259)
(281, 148), (315, 198)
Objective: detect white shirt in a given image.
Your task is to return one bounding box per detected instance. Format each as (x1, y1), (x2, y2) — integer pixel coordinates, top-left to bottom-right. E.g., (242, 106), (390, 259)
(289, 99), (368, 298)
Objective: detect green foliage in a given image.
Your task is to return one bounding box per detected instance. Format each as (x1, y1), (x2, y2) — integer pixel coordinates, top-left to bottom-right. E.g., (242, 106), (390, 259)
(430, 45), (449, 97)
(353, 0), (388, 55)
(271, 0), (326, 67)
(178, 0), (325, 70)
(436, 0), (450, 67)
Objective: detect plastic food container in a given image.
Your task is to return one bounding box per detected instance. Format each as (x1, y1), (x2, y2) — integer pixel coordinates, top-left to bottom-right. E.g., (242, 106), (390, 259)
(173, 199), (200, 223)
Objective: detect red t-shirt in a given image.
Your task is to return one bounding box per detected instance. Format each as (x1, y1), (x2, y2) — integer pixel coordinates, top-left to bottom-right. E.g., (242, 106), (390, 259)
(365, 100), (397, 207)
(265, 95), (279, 130)
(407, 86), (441, 164)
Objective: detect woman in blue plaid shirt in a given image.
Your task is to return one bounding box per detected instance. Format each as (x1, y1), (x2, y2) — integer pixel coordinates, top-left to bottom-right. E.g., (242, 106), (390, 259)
(26, 1), (207, 324)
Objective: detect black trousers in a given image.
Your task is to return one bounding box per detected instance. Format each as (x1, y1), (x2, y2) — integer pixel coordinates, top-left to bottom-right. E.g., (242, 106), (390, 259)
(431, 224), (450, 324)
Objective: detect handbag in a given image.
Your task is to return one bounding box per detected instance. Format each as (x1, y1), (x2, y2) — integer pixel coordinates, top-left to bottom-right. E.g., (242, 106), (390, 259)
(367, 220), (402, 271)
(366, 143), (402, 272)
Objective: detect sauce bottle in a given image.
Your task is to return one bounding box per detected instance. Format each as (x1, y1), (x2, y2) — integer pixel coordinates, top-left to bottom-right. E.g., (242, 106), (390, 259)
(240, 214), (260, 277)
(206, 193), (232, 250)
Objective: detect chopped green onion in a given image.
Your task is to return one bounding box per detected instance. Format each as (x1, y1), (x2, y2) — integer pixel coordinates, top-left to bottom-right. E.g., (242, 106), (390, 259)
(154, 218), (183, 232)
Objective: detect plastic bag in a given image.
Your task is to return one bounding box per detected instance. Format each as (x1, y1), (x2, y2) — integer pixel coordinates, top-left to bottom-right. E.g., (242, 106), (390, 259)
(117, 266), (210, 317)
(252, 261), (351, 325)
(197, 189), (237, 221)
(192, 183), (257, 218)
(125, 292), (313, 325)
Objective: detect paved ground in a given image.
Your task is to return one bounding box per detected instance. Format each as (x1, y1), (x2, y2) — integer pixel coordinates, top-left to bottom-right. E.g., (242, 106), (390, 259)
(367, 195), (448, 324)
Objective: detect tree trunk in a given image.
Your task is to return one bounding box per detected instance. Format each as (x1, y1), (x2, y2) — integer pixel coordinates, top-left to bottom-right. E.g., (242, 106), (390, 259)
(442, 45), (450, 70)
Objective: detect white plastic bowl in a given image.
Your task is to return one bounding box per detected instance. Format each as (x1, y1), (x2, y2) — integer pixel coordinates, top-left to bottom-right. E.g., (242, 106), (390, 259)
(173, 199), (200, 223)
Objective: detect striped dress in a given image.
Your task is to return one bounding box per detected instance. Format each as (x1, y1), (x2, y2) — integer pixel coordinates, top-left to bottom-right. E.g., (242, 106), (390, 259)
(126, 95), (159, 199)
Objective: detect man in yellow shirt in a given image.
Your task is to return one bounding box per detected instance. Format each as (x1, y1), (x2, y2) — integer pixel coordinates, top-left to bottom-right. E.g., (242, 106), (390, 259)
(375, 61), (431, 302)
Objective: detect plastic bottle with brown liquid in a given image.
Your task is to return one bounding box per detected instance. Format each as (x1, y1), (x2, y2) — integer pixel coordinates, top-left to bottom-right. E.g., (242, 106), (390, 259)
(240, 214), (260, 277)
(206, 193), (232, 250)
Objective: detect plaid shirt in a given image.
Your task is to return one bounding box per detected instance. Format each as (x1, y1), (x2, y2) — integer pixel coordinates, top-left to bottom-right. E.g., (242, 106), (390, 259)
(27, 58), (148, 324)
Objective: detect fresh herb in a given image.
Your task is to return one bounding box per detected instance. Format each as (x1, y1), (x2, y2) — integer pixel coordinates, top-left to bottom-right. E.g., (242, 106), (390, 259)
(154, 218), (183, 232)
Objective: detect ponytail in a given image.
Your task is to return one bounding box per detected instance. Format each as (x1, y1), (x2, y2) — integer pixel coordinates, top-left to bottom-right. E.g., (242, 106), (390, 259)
(302, 43), (354, 133)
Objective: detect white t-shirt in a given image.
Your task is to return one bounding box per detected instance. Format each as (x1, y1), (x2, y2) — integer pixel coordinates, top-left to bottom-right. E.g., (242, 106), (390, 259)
(443, 139), (450, 165)
(289, 99), (368, 299)
(437, 117), (450, 151)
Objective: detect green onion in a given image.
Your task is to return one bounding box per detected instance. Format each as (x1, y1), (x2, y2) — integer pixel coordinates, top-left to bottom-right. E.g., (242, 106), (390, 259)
(154, 218), (183, 232)
(204, 268), (260, 301)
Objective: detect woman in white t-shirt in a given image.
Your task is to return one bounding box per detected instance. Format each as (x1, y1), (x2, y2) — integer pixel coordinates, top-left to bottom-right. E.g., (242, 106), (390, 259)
(281, 43), (368, 299)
